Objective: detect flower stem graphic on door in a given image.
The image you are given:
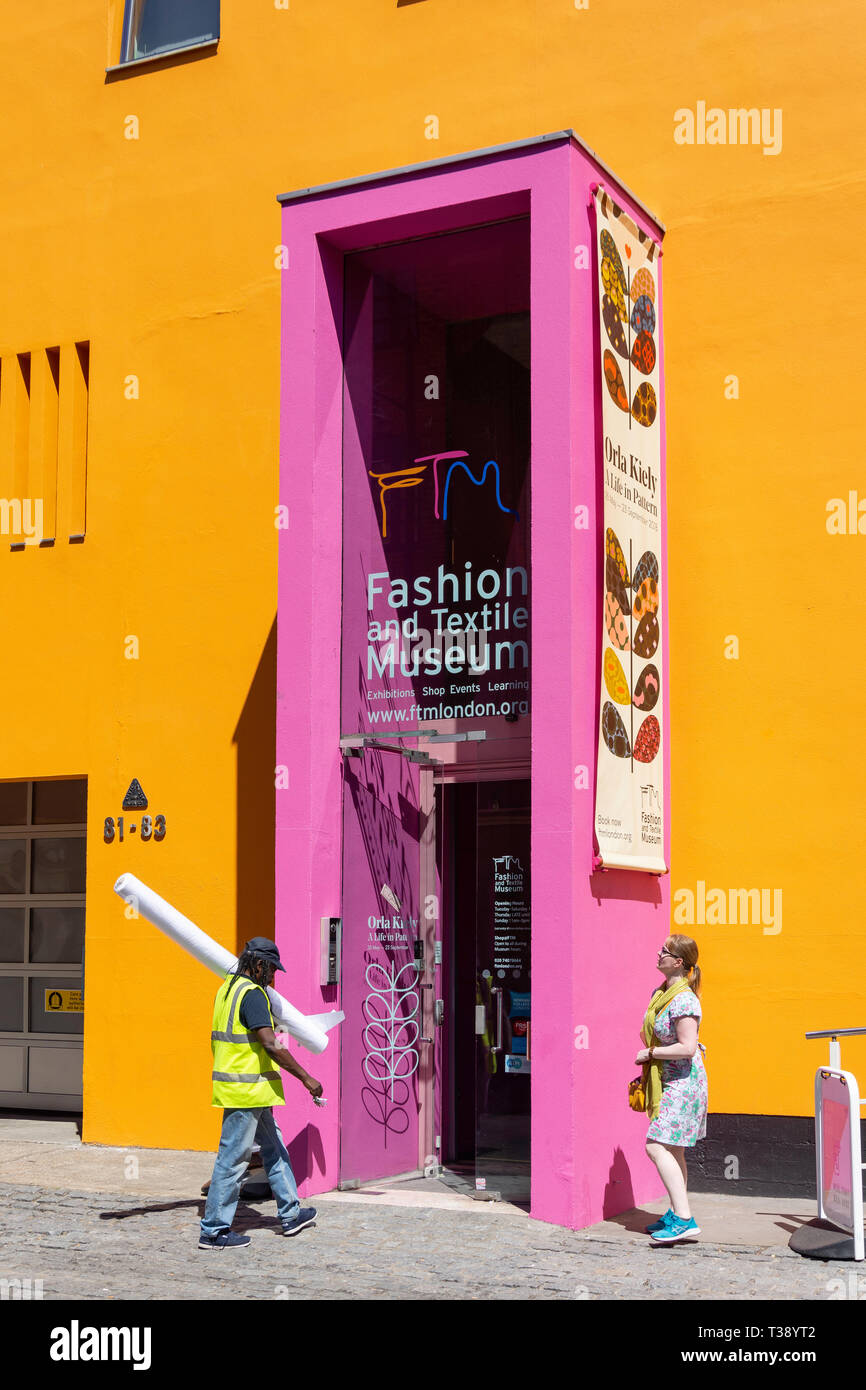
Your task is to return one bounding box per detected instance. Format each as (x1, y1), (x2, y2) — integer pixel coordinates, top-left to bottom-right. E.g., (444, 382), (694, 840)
(362, 960), (420, 1100)
(601, 527), (660, 768)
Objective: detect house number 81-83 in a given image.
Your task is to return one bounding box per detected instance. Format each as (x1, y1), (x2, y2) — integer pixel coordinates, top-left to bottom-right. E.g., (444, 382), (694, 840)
(104, 815), (166, 843)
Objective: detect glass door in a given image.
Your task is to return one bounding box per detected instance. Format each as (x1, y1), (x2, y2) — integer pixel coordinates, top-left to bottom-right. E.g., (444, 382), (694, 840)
(474, 780), (531, 1201)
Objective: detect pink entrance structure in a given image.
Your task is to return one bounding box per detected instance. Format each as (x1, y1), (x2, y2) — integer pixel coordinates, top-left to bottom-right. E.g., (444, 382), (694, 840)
(274, 131), (669, 1230)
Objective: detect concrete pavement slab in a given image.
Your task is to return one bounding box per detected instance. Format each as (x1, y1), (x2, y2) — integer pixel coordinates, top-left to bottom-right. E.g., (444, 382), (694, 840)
(0, 1180), (857, 1301)
(0, 1115), (840, 1266)
(0, 1112), (81, 1145)
(581, 1193), (822, 1250)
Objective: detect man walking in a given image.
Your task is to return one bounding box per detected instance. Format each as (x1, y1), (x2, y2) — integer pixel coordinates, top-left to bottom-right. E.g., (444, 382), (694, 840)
(199, 937), (323, 1250)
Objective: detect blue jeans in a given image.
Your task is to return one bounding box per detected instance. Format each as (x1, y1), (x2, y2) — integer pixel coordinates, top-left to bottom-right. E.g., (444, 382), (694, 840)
(200, 1107), (301, 1238)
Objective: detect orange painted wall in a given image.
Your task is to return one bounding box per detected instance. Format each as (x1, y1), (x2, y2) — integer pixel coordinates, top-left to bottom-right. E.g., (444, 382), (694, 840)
(0, 1), (862, 1148)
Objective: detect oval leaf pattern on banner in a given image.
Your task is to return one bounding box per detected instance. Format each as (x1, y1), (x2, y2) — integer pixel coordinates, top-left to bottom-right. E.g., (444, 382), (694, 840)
(603, 294), (629, 358)
(633, 715), (661, 763)
(606, 527), (630, 585)
(632, 575), (659, 621)
(631, 329), (656, 376)
(602, 263), (627, 320)
(600, 230), (627, 292)
(631, 381), (657, 427)
(602, 701), (631, 758)
(632, 550), (659, 591)
(633, 663), (660, 713)
(604, 351), (629, 412)
(630, 266), (655, 304)
(604, 592), (630, 650)
(633, 611), (659, 659)
(604, 648), (630, 705)
(605, 553), (629, 615)
(630, 295), (656, 336)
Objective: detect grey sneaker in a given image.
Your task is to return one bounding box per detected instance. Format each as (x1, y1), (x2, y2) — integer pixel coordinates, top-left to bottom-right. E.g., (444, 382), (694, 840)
(281, 1207), (317, 1237)
(198, 1230), (251, 1251)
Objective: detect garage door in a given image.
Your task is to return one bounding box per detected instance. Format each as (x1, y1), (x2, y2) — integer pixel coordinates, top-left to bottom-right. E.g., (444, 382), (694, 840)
(0, 779), (86, 1112)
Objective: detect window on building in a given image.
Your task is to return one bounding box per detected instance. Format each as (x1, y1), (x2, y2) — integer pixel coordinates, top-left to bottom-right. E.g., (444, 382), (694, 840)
(121, 0), (220, 64)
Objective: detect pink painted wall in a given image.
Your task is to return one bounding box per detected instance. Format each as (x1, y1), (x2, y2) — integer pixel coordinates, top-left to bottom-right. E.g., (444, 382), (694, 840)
(276, 134), (669, 1228)
(543, 143), (671, 1229)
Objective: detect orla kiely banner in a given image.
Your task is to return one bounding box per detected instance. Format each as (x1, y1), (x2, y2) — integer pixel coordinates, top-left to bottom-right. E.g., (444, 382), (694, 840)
(593, 187), (667, 874)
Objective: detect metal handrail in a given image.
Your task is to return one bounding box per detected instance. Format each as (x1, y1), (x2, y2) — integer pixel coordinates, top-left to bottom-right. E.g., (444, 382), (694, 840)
(806, 1028), (866, 1039)
(806, 1027), (866, 1073)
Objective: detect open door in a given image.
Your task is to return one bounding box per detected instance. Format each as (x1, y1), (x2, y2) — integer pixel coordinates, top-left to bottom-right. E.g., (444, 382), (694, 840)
(473, 780), (531, 1201)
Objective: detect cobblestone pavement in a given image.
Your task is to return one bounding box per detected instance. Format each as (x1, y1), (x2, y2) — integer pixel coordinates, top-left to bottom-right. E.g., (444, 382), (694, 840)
(0, 1182), (857, 1301)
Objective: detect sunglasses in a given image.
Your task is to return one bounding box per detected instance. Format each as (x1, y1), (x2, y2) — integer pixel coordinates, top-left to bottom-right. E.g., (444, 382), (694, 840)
(657, 946), (681, 959)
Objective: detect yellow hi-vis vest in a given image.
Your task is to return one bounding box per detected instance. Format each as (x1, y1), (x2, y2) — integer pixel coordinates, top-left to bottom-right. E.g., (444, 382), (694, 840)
(211, 973), (285, 1109)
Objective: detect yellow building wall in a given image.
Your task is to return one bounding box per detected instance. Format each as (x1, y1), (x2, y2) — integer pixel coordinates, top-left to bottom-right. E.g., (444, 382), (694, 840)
(0, 1), (862, 1147)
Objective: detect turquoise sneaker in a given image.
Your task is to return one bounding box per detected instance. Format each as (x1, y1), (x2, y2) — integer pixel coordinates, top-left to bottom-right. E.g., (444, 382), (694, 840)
(645, 1207), (674, 1234)
(650, 1214), (700, 1243)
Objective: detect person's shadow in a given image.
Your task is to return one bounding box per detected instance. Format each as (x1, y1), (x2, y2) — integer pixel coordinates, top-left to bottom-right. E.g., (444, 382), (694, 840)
(602, 1145), (635, 1218)
(198, 1123), (328, 1200)
(98, 1197), (298, 1233)
(600, 1148), (690, 1243)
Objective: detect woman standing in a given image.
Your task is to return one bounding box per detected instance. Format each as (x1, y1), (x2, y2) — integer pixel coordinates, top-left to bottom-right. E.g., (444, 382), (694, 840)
(635, 934), (707, 1244)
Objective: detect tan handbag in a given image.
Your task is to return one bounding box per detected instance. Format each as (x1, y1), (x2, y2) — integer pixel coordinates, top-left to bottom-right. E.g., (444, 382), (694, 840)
(628, 1071), (647, 1112)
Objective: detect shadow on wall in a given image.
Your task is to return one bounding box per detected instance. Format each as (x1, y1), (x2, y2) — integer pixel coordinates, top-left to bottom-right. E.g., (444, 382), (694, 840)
(602, 1145), (635, 1219)
(287, 1123), (328, 1185)
(589, 869), (664, 907)
(233, 617), (277, 955)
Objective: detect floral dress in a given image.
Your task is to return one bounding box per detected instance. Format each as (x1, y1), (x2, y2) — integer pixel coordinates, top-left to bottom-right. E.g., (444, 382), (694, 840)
(646, 988), (708, 1147)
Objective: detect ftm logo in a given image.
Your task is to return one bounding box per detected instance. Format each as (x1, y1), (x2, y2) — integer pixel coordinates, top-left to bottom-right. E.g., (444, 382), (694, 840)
(369, 451), (517, 539)
(674, 102), (782, 156)
(0, 498), (44, 545)
(493, 855), (523, 873)
(640, 785), (661, 815)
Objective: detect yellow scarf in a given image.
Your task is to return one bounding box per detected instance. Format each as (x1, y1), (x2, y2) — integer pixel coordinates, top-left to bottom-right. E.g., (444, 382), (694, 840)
(641, 978), (692, 1120)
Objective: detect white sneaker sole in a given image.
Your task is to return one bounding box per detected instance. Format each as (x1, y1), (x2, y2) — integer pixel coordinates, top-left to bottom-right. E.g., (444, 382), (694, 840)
(650, 1225), (701, 1243)
(281, 1216), (316, 1237)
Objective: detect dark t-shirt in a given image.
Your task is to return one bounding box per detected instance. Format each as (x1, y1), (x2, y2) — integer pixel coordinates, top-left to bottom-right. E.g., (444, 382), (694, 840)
(236, 979), (273, 1033)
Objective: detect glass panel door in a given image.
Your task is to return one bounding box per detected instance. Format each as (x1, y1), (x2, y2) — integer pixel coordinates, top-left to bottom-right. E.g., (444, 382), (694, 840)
(474, 780), (531, 1201)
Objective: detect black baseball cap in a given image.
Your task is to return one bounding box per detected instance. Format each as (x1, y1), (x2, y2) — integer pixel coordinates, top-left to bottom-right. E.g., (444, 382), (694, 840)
(245, 937), (285, 971)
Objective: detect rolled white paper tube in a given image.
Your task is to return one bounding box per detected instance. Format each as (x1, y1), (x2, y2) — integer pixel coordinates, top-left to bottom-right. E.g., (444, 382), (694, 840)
(113, 872), (342, 1054)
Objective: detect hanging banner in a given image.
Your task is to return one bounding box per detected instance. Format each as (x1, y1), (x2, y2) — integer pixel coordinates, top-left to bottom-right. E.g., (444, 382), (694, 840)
(592, 187), (667, 874)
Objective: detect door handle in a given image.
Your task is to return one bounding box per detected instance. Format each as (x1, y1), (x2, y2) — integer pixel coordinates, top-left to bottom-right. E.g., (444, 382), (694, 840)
(490, 987), (503, 1054)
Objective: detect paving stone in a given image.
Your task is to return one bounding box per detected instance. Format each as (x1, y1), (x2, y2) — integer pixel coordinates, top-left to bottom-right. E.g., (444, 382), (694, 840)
(0, 1181), (860, 1301)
